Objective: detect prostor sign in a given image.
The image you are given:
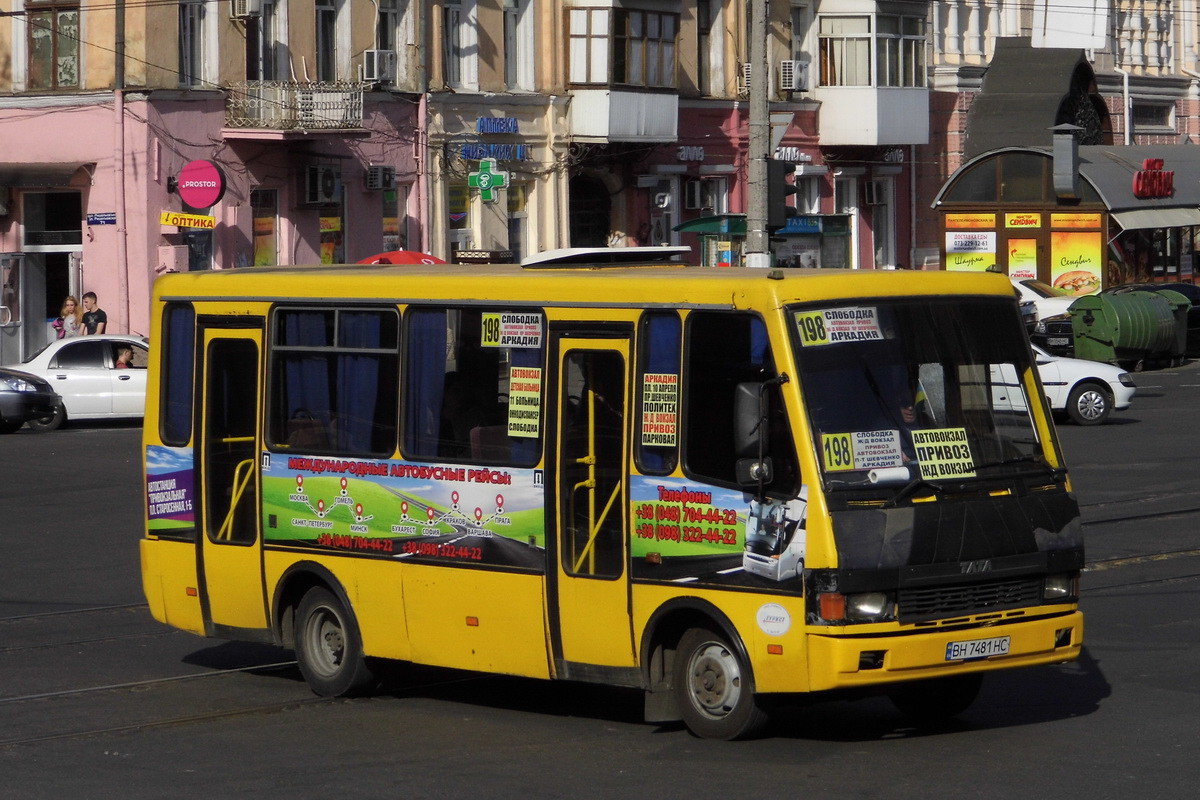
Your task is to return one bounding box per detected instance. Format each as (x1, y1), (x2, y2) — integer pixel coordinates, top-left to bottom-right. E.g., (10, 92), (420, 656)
(1132, 158), (1175, 199)
(176, 159), (227, 209)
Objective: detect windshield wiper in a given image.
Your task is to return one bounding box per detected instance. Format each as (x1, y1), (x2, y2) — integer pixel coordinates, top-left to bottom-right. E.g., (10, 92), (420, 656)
(973, 454), (1067, 479)
(883, 477), (944, 508)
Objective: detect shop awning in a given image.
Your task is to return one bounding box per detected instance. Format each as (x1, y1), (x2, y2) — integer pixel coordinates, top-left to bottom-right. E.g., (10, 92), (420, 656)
(0, 162), (92, 187)
(672, 214), (746, 235)
(1109, 207), (1200, 230)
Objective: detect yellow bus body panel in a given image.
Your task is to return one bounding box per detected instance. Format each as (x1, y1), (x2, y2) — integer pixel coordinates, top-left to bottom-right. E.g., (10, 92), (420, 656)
(632, 584), (811, 695)
(140, 538), (205, 635)
(402, 564), (551, 678)
(807, 610), (1083, 691)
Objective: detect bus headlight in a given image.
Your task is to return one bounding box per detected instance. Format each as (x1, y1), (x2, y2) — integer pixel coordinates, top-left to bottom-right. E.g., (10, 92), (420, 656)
(846, 591), (894, 621)
(1043, 573), (1079, 602)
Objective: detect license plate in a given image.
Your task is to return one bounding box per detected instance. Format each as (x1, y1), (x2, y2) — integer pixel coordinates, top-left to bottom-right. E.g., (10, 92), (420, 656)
(1048, 337), (1069, 346)
(945, 636), (1010, 661)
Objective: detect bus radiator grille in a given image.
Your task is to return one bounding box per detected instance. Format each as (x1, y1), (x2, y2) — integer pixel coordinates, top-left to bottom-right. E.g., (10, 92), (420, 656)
(898, 577), (1043, 624)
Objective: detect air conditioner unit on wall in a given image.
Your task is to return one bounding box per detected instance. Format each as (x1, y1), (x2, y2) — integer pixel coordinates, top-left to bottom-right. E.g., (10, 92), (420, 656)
(230, 0), (263, 20)
(779, 60), (810, 92)
(304, 166), (342, 204)
(365, 165), (396, 191)
(738, 62), (752, 95)
(362, 50), (399, 84)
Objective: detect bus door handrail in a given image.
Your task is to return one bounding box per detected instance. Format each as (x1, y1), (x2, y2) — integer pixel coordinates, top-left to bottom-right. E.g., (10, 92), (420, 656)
(216, 457), (256, 541)
(566, 385), (623, 575)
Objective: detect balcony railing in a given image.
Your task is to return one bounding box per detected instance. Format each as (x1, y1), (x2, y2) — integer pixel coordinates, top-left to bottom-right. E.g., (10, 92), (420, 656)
(226, 81), (366, 130)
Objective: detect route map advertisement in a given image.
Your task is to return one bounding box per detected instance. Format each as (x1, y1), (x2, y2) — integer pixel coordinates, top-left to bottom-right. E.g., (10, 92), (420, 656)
(260, 452), (545, 571)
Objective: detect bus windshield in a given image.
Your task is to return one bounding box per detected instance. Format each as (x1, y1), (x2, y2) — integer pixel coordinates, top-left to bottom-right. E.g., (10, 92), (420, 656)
(791, 297), (1052, 491)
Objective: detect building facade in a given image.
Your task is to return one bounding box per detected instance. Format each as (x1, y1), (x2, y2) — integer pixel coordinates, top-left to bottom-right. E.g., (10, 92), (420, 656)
(1, 0), (938, 365)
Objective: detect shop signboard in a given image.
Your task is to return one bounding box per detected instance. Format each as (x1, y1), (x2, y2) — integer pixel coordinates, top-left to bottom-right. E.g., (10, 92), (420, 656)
(1007, 239), (1038, 280)
(1050, 213), (1102, 229)
(1005, 213), (1041, 229)
(1050, 231), (1103, 295)
(945, 230), (997, 272)
(945, 213), (996, 229)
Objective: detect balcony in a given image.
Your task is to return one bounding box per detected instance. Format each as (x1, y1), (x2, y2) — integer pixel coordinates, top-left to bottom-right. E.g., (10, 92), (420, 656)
(225, 81), (366, 135)
(569, 89), (678, 143)
(813, 86), (929, 146)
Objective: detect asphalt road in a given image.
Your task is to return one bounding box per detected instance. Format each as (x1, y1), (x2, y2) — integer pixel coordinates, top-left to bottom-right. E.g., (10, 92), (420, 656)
(1, 365), (1198, 799)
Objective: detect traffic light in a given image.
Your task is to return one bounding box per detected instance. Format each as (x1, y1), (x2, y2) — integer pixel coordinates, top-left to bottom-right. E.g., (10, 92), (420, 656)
(767, 158), (798, 231)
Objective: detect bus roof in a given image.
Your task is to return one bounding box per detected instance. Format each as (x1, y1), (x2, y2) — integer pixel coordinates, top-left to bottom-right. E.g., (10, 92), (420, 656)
(154, 265), (1017, 309)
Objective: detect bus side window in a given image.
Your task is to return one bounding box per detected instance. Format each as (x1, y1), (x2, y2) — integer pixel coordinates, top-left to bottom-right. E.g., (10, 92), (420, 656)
(684, 312), (799, 494)
(267, 308), (399, 456)
(403, 307), (544, 466)
(161, 303), (195, 446)
(636, 311), (681, 474)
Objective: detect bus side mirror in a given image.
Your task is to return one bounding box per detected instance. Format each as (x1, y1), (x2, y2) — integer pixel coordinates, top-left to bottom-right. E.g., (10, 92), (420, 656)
(734, 382), (764, 458)
(734, 381), (773, 488)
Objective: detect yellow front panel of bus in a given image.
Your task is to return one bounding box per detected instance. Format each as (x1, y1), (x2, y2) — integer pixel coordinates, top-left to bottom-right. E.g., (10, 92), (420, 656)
(404, 565), (550, 679)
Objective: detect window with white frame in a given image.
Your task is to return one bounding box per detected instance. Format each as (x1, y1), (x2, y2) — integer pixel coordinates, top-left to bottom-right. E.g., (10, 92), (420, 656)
(569, 6), (678, 88)
(794, 176), (821, 215)
(876, 15), (924, 87)
(378, 0), (412, 84)
(569, 8), (610, 84)
(819, 12), (926, 88)
(316, 0), (337, 82)
(504, 0), (535, 90)
(178, 1), (205, 87)
(28, 2), (80, 90)
(246, 0), (279, 80)
(444, 0), (480, 90)
(819, 16), (870, 86)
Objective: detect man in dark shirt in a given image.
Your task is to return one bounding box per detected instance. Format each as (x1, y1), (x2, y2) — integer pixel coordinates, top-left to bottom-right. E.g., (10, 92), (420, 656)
(81, 292), (107, 335)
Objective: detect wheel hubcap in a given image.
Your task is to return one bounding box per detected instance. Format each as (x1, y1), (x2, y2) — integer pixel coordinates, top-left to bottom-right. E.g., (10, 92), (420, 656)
(687, 642), (742, 719)
(1078, 390), (1106, 420)
(307, 608), (345, 677)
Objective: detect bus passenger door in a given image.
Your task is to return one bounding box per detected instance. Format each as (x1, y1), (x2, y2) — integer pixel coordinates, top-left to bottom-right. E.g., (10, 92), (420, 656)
(550, 334), (635, 670)
(198, 324), (268, 633)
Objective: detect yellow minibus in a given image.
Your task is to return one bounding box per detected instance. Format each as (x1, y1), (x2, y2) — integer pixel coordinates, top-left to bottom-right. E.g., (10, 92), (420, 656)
(140, 251), (1083, 739)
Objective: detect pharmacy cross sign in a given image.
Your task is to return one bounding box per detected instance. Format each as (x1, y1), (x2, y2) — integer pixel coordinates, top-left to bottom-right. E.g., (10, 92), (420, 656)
(467, 158), (510, 204)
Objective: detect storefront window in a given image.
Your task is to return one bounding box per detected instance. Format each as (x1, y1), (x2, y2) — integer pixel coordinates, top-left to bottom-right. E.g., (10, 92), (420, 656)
(319, 203), (344, 264)
(383, 185), (406, 252)
(251, 189), (278, 266)
(507, 184), (528, 263)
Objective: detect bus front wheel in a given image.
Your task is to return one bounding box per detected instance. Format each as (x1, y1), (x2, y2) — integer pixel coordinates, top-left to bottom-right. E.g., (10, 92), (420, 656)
(294, 586), (377, 697)
(674, 627), (769, 740)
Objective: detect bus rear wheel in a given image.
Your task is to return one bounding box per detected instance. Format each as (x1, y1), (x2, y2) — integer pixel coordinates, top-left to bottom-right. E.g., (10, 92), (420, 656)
(294, 586), (377, 697)
(674, 627), (769, 740)
(889, 673), (983, 724)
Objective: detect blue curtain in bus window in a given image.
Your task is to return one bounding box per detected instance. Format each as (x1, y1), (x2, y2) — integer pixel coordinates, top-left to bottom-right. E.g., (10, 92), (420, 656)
(405, 309), (447, 457)
(162, 304), (195, 445)
(508, 345), (543, 464)
(283, 312), (333, 432)
(640, 313), (681, 473)
(335, 311), (382, 452)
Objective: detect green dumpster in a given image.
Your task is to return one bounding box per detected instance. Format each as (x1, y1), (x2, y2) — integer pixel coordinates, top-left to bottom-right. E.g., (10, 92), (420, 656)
(1150, 289), (1191, 364)
(1069, 291), (1178, 367)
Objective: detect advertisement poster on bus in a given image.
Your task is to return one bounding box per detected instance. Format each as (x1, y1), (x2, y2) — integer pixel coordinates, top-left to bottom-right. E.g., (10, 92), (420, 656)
(629, 476), (807, 587)
(145, 445), (196, 535)
(260, 452), (546, 571)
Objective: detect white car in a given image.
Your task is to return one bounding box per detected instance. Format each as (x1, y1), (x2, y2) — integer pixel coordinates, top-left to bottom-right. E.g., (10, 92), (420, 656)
(2, 334), (149, 430)
(1033, 344), (1136, 425)
(1011, 277), (1076, 323)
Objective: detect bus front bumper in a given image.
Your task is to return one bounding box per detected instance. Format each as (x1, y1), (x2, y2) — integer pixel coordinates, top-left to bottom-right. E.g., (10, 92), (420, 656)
(806, 610), (1083, 692)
